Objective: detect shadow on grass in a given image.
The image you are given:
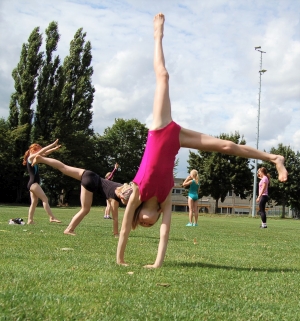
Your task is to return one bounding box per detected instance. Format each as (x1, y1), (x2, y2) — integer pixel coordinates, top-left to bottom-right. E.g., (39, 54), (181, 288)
(129, 234), (185, 241)
(167, 261), (299, 273)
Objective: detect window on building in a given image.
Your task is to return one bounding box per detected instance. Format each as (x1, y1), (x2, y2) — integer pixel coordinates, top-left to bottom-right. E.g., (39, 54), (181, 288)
(217, 207), (232, 214)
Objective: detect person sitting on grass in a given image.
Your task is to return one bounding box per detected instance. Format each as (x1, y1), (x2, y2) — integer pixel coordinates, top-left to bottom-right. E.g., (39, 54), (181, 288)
(116, 13), (288, 269)
(32, 156), (132, 237)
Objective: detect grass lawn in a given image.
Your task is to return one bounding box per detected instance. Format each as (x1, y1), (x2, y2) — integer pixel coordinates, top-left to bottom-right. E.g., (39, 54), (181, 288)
(0, 204), (299, 321)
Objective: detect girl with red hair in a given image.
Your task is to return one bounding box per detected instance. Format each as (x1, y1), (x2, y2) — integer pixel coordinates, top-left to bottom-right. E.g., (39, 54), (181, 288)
(23, 140), (61, 224)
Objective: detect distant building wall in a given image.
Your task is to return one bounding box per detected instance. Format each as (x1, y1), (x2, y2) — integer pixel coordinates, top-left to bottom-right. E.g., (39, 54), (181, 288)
(172, 178), (290, 217)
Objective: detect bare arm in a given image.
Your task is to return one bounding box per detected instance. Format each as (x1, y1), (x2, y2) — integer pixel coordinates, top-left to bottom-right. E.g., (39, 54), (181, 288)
(28, 139), (59, 162)
(182, 176), (193, 187)
(106, 163), (119, 181)
(144, 191), (172, 268)
(116, 184), (141, 265)
(42, 145), (61, 156)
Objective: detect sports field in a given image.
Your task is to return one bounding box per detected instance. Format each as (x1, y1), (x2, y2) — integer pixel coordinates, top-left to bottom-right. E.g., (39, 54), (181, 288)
(1, 205), (299, 320)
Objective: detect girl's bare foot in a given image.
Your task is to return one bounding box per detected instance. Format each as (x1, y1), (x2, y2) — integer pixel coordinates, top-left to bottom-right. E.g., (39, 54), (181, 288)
(32, 155), (42, 166)
(50, 218), (61, 223)
(273, 155), (288, 182)
(64, 229), (76, 236)
(27, 220), (35, 225)
(154, 13), (164, 38)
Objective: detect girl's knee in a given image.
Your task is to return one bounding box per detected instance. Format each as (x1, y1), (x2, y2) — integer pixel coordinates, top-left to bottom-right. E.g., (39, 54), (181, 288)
(156, 68), (169, 80)
(41, 196), (49, 204)
(81, 208), (91, 216)
(31, 201), (38, 208)
(222, 140), (235, 153)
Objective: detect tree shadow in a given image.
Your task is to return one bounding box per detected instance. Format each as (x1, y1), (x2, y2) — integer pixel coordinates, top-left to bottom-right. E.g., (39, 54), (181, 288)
(166, 261), (299, 273)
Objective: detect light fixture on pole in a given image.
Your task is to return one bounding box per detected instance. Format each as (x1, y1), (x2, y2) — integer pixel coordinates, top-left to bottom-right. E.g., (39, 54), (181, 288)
(252, 47), (267, 217)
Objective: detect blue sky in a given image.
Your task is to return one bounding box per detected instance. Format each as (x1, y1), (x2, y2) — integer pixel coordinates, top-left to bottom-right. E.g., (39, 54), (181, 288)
(0, 0), (299, 178)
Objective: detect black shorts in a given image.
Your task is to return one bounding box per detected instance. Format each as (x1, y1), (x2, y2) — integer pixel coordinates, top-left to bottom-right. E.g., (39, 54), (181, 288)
(81, 170), (100, 193)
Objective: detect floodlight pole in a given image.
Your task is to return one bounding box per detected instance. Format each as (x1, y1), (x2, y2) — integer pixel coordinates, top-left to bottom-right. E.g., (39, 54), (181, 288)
(251, 47), (266, 217)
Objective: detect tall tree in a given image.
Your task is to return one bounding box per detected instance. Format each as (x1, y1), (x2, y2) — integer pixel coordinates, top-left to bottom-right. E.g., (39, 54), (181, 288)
(7, 27), (43, 202)
(94, 118), (148, 183)
(187, 132), (253, 212)
(260, 144), (300, 218)
(38, 28), (96, 205)
(33, 21), (63, 143)
(54, 28), (94, 142)
(0, 119), (19, 202)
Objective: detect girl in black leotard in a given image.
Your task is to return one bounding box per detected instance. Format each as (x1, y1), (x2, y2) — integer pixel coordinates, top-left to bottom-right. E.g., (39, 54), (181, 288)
(32, 156), (132, 237)
(22, 140), (62, 224)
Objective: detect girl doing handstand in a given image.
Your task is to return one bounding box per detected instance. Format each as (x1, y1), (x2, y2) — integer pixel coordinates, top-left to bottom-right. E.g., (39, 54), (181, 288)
(117, 13), (288, 268)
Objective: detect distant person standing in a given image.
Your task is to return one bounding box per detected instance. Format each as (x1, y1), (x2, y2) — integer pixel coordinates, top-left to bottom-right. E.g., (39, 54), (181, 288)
(256, 167), (270, 228)
(183, 170), (200, 226)
(104, 163), (119, 219)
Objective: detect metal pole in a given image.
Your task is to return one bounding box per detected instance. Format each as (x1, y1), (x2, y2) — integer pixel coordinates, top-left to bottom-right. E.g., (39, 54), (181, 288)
(251, 48), (266, 217)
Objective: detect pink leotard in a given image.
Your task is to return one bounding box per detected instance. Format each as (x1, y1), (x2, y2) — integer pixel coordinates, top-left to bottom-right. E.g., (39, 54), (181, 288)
(133, 121), (181, 203)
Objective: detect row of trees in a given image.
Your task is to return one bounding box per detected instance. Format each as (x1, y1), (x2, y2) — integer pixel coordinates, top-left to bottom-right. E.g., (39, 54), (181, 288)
(0, 22), (147, 204)
(187, 134), (300, 217)
(1, 21), (299, 215)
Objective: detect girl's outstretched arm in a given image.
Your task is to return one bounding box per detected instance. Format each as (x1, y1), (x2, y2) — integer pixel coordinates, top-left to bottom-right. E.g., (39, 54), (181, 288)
(28, 139), (59, 162)
(42, 145), (61, 156)
(144, 191), (172, 268)
(116, 184), (141, 265)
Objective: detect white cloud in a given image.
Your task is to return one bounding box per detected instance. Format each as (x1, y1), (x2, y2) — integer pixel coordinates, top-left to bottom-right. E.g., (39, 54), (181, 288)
(0, 0), (299, 178)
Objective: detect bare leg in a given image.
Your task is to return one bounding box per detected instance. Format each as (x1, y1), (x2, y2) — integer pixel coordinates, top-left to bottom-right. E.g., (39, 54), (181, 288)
(29, 183), (61, 223)
(105, 199), (112, 218)
(151, 13), (172, 130)
(64, 186), (93, 235)
(193, 200), (198, 224)
(33, 155), (84, 181)
(188, 197), (194, 224)
(180, 128), (288, 182)
(28, 191), (38, 224)
(110, 200), (119, 237)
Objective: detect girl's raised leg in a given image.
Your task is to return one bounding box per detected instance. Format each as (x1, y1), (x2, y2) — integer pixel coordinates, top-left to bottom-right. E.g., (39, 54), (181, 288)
(180, 128), (288, 182)
(151, 13), (172, 130)
(33, 155), (84, 181)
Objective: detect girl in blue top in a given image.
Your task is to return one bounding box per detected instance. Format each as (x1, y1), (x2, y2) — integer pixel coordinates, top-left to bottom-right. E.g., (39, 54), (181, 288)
(183, 170), (200, 226)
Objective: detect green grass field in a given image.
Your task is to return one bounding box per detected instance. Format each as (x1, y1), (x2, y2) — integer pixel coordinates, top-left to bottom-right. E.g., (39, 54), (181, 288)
(0, 205), (299, 321)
